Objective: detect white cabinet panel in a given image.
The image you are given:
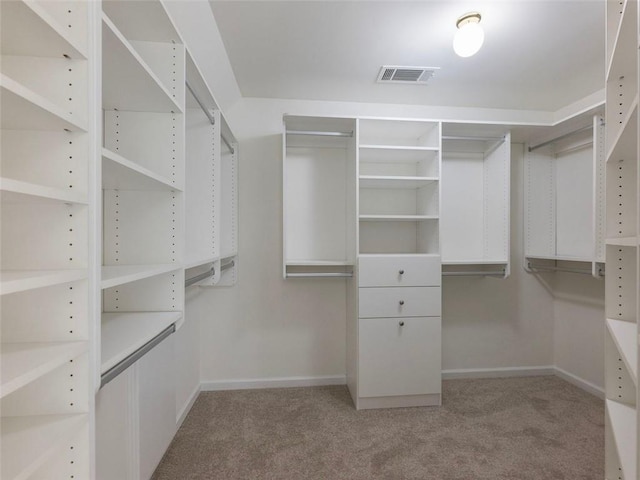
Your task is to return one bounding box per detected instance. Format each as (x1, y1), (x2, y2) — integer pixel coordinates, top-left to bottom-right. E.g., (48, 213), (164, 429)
(358, 254), (440, 287)
(138, 335), (176, 480)
(359, 286), (441, 318)
(358, 316), (441, 398)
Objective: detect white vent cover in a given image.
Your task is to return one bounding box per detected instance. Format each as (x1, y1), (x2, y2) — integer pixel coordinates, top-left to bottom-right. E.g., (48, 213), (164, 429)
(377, 66), (439, 84)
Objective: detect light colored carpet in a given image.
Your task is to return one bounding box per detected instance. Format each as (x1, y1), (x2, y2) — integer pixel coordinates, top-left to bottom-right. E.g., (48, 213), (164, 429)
(152, 376), (603, 480)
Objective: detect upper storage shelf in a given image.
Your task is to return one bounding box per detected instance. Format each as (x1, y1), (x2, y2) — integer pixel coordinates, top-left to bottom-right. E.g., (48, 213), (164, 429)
(606, 0), (637, 82)
(359, 119), (439, 148)
(102, 15), (182, 113)
(0, 0), (87, 59)
(1, 75), (87, 132)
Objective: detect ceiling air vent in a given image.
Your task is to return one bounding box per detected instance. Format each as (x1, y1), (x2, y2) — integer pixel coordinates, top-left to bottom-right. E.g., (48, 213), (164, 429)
(377, 66), (439, 84)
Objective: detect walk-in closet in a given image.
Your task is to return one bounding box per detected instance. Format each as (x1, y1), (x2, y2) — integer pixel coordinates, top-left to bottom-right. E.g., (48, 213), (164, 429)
(0, 1), (635, 479)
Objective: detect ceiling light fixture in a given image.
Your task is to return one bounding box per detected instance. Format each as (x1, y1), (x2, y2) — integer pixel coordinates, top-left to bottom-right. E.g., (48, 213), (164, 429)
(453, 12), (484, 58)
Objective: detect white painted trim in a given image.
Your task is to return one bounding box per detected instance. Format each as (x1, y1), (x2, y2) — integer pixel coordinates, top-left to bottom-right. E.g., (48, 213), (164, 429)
(442, 366), (556, 379)
(176, 383), (201, 429)
(201, 375), (346, 391)
(554, 366), (604, 399)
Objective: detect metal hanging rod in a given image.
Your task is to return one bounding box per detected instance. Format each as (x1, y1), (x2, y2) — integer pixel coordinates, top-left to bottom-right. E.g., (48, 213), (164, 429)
(186, 81), (216, 126)
(442, 135), (505, 142)
(221, 260), (235, 272)
(528, 125), (592, 152)
(527, 262), (605, 277)
(286, 272), (353, 278)
(443, 270), (505, 277)
(100, 323), (176, 388)
(186, 81), (235, 155)
(554, 140), (593, 157)
(286, 130), (353, 138)
(185, 266), (215, 287)
(221, 133), (235, 155)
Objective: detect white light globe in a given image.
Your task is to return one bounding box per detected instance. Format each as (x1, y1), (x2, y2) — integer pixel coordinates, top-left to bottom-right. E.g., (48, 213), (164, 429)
(453, 21), (484, 57)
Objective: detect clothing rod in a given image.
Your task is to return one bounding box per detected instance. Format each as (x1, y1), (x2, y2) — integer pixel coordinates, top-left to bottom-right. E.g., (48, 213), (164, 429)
(185, 81), (216, 126)
(528, 125), (592, 152)
(221, 260), (235, 272)
(442, 135), (504, 142)
(221, 133), (235, 155)
(442, 271), (505, 277)
(185, 266), (215, 287)
(554, 140), (593, 157)
(286, 129), (353, 138)
(100, 323), (176, 388)
(286, 272), (353, 278)
(527, 263), (604, 276)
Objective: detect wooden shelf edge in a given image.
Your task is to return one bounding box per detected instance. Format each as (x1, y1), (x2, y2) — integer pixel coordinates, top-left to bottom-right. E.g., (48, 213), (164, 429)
(0, 74), (88, 132)
(0, 341), (88, 399)
(606, 318), (638, 385)
(0, 177), (88, 205)
(101, 264), (181, 289)
(101, 148), (183, 191)
(1, 269), (87, 296)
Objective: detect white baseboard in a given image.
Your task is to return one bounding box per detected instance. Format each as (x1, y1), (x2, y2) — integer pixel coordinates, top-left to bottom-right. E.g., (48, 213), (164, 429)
(553, 367), (604, 399)
(176, 383), (201, 428)
(442, 366), (556, 379)
(197, 368), (603, 400)
(201, 375), (346, 392)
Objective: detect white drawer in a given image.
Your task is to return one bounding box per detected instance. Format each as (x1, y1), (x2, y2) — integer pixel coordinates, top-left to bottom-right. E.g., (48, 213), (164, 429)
(358, 255), (441, 287)
(358, 286), (441, 318)
(358, 316), (441, 398)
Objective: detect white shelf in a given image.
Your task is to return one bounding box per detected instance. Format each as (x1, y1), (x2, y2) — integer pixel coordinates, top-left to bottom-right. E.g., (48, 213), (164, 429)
(1, 341), (87, 399)
(359, 253), (440, 258)
(607, 318), (638, 385)
(0, 74), (88, 132)
(101, 312), (182, 373)
(1, 414), (87, 480)
(0, 177), (88, 205)
(442, 259), (508, 265)
(359, 176), (438, 189)
(286, 260), (353, 266)
(1, 270), (87, 296)
(525, 254), (594, 262)
(359, 215), (439, 222)
(102, 14), (182, 113)
(606, 400), (637, 480)
(606, 98), (638, 162)
(101, 264), (180, 289)
(0, 0), (87, 58)
(606, 0), (637, 81)
(606, 236), (638, 247)
(359, 145), (439, 152)
(184, 256), (219, 270)
(102, 0), (180, 43)
(102, 148), (180, 191)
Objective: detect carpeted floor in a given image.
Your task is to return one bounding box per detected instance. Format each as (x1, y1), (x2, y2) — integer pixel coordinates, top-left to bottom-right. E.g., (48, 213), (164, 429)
(152, 376), (603, 480)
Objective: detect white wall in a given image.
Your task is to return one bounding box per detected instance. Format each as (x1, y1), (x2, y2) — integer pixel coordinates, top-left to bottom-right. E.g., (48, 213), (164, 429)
(552, 274), (605, 390)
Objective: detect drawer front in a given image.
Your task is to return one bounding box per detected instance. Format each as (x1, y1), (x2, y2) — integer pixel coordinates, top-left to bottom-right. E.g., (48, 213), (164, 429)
(359, 255), (441, 287)
(358, 286), (441, 318)
(359, 316), (441, 398)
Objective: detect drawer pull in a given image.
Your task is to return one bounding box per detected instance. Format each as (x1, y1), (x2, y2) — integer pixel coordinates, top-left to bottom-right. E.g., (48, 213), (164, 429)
(399, 300), (405, 306)
(399, 321), (405, 326)
(399, 269), (405, 275)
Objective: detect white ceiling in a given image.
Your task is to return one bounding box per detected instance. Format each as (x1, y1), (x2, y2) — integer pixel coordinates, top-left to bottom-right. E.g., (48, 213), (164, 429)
(209, 0), (604, 112)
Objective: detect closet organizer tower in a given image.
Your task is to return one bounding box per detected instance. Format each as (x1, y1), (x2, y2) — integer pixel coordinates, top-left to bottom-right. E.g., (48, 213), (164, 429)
(604, 0), (640, 478)
(284, 117), (444, 409)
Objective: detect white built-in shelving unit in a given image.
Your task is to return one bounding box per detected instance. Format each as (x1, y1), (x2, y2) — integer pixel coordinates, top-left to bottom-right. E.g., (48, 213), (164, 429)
(0, 1), (96, 479)
(283, 116), (357, 278)
(184, 51), (239, 287)
(358, 119), (440, 256)
(441, 123), (511, 277)
(604, 0), (639, 478)
(524, 111), (606, 278)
